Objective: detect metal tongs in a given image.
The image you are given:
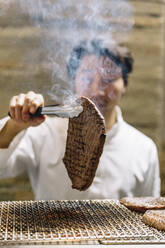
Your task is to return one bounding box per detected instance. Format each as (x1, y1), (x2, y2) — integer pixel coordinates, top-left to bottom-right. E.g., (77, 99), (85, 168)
(8, 103), (83, 119)
(30, 104), (83, 118)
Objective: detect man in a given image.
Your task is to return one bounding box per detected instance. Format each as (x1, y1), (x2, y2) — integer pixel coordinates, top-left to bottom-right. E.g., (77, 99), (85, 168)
(0, 40), (160, 200)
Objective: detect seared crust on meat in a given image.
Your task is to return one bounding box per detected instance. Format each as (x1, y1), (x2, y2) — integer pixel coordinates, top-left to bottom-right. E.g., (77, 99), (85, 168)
(142, 209), (165, 231)
(63, 97), (106, 191)
(120, 197), (165, 213)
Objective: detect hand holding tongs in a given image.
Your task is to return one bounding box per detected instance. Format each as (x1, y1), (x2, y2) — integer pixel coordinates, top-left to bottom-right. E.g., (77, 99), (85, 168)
(8, 104), (83, 119)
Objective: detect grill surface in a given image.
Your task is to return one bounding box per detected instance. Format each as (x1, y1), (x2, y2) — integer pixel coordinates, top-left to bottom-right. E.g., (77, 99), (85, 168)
(0, 200), (165, 246)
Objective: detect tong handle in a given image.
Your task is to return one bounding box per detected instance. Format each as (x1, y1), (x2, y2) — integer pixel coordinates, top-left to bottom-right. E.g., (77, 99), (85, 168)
(29, 107), (43, 117)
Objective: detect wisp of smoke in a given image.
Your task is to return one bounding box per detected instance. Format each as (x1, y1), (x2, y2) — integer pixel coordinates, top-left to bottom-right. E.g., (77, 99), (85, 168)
(1, 0), (134, 105)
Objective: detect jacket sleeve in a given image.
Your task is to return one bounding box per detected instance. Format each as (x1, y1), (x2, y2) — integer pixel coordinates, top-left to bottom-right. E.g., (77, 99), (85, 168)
(0, 117), (37, 179)
(142, 142), (161, 197)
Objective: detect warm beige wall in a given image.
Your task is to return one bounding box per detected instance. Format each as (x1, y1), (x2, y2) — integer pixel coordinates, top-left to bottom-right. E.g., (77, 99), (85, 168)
(124, 0), (165, 195)
(122, 0), (163, 144)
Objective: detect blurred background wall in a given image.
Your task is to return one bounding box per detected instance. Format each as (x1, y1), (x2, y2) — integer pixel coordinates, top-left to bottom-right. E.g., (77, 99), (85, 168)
(0, 0), (164, 200)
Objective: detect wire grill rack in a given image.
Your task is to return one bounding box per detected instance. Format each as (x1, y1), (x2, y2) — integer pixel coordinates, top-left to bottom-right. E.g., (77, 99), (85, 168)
(0, 199), (165, 246)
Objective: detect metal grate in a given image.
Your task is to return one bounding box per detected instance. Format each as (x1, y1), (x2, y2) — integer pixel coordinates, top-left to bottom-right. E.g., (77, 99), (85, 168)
(0, 200), (165, 246)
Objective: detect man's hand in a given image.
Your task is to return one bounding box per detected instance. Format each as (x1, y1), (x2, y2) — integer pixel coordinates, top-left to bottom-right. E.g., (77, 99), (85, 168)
(0, 91), (46, 148)
(9, 91), (46, 129)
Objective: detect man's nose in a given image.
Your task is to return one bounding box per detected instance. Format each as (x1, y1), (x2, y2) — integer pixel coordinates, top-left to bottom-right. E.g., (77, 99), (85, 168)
(98, 89), (105, 96)
(90, 86), (105, 97)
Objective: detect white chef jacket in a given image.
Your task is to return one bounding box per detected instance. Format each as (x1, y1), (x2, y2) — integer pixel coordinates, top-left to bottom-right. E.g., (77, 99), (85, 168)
(0, 107), (160, 200)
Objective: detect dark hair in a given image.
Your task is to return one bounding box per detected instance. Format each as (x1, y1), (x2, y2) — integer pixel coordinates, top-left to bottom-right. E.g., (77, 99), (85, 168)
(67, 40), (134, 86)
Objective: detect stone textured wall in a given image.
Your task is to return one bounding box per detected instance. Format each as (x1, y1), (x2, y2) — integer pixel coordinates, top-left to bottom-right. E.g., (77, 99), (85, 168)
(122, 0), (165, 195)
(0, 0), (164, 200)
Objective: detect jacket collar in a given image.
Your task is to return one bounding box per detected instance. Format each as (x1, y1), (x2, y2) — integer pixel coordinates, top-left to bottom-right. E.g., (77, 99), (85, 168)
(106, 106), (123, 139)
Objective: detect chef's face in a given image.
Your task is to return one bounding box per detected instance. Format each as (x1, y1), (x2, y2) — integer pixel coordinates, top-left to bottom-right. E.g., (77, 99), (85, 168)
(75, 54), (126, 113)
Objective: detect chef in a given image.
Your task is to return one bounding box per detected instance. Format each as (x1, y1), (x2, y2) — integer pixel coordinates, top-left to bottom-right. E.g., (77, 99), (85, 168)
(0, 40), (160, 200)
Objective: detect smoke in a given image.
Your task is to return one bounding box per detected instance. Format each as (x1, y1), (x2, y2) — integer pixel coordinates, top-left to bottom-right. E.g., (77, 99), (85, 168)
(1, 0), (134, 105)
